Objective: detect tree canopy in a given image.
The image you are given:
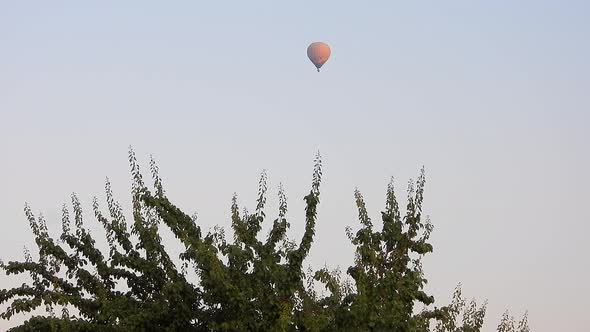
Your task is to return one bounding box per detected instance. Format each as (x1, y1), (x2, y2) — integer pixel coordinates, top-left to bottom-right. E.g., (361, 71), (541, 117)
(0, 149), (529, 331)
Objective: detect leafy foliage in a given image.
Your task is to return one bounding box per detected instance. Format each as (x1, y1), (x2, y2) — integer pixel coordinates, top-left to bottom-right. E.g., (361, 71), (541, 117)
(0, 149), (529, 331)
(433, 285), (486, 332)
(496, 311), (530, 332)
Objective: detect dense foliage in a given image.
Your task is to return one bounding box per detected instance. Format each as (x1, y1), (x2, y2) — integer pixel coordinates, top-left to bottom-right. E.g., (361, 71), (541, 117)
(0, 150), (529, 331)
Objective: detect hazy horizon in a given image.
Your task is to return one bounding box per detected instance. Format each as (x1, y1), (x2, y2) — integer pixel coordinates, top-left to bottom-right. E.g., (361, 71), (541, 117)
(1, 1), (589, 331)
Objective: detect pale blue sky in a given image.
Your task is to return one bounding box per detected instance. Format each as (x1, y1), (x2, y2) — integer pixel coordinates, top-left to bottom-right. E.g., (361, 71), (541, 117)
(1, 1), (589, 331)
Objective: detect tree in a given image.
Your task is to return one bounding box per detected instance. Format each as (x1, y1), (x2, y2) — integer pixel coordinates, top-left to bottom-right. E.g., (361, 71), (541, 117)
(496, 311), (530, 332)
(0, 149), (529, 331)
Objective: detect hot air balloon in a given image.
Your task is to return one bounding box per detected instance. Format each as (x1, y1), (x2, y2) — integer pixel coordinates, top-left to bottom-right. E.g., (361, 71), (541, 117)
(307, 42), (331, 72)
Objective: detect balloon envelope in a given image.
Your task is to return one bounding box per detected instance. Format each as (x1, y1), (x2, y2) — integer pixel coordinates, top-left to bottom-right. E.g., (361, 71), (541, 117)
(307, 42), (331, 72)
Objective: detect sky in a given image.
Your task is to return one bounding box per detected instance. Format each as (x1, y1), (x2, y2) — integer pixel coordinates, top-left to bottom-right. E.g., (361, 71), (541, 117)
(1, 1), (589, 330)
